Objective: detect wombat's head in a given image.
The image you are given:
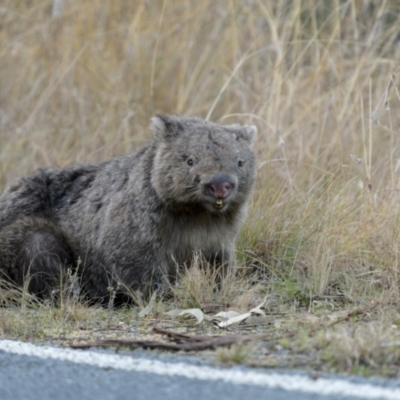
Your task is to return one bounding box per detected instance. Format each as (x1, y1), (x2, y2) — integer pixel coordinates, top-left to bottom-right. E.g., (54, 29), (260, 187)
(150, 114), (257, 213)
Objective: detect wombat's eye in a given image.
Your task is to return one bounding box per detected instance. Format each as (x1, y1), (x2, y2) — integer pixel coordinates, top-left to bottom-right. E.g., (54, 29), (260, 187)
(237, 160), (244, 167)
(187, 158), (194, 166)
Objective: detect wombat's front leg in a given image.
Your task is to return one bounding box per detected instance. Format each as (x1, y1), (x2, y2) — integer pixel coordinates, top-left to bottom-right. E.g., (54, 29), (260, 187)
(215, 247), (234, 272)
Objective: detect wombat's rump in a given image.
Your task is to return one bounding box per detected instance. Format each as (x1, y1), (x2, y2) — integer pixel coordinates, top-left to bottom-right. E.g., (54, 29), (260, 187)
(0, 115), (257, 302)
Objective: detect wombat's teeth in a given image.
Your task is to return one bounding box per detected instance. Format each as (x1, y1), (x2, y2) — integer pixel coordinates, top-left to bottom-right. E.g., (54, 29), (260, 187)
(216, 199), (224, 208)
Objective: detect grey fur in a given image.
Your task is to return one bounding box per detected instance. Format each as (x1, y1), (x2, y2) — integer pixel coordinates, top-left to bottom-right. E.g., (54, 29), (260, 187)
(0, 115), (257, 302)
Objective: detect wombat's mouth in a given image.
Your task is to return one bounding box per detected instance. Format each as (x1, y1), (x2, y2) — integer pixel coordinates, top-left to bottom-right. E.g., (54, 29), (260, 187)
(209, 198), (229, 212)
(203, 173), (236, 212)
(215, 199), (224, 209)
(200, 197), (230, 213)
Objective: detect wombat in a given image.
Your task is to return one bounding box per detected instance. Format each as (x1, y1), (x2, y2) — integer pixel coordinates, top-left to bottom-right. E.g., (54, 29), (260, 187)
(0, 115), (257, 303)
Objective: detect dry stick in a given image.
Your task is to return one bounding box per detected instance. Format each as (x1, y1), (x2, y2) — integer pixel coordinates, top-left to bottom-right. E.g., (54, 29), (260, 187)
(70, 332), (269, 352)
(325, 306), (376, 328)
(152, 327), (216, 343)
(151, 327), (266, 344)
(68, 306), (377, 352)
(70, 339), (183, 351)
(267, 305), (378, 343)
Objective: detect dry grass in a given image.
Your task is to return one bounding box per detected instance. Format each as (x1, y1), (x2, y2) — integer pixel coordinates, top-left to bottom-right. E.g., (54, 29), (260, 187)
(2, 0), (400, 377)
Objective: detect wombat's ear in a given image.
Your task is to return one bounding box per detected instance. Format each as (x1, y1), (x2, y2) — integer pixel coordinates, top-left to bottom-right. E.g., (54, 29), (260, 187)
(239, 125), (258, 146)
(150, 114), (184, 141)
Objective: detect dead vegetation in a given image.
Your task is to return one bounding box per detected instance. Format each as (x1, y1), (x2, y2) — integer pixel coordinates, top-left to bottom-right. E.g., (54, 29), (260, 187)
(2, 0), (400, 378)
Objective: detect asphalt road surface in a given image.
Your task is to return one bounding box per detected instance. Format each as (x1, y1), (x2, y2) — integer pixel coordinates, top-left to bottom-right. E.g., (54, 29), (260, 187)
(1, 339), (400, 400)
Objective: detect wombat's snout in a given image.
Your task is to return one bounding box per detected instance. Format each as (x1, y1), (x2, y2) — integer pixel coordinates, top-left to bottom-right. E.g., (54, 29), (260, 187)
(204, 174), (236, 199)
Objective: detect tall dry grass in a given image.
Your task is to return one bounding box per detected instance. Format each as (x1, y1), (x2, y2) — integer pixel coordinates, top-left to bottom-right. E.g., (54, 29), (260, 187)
(1, 0), (400, 306)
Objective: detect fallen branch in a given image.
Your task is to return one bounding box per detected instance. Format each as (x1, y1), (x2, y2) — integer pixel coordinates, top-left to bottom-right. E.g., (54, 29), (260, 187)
(68, 306), (378, 352)
(69, 329), (269, 352)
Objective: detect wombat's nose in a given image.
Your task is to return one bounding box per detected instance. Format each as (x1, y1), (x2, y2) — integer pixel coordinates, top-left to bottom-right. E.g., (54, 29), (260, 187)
(205, 174), (235, 199)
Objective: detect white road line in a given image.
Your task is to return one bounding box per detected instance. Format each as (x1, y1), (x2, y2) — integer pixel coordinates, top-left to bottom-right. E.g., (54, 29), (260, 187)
(1, 339), (399, 399)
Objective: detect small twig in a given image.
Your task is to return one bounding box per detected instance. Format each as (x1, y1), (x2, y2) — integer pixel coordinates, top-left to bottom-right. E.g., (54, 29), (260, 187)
(268, 305), (378, 342)
(326, 306), (376, 327)
(70, 339), (183, 351)
(152, 327), (220, 343)
(88, 328), (127, 333)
